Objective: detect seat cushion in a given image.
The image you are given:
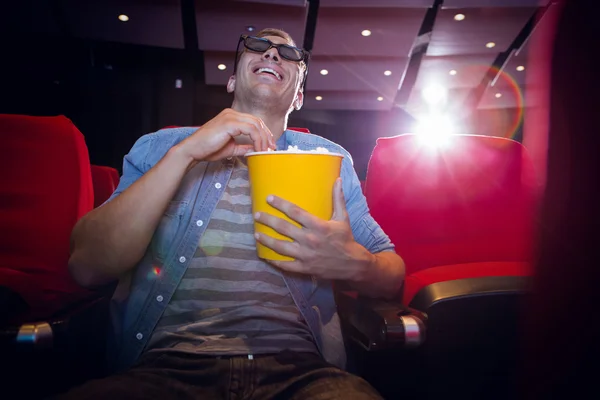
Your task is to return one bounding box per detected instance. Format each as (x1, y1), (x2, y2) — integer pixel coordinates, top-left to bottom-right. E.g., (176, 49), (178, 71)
(402, 261), (532, 305)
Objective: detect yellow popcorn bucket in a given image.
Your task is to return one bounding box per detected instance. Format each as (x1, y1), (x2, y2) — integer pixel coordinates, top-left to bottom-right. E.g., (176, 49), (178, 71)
(246, 150), (344, 261)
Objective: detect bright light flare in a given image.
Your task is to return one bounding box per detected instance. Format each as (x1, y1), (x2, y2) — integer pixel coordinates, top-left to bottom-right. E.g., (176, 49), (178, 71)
(422, 84), (447, 106)
(413, 114), (456, 147)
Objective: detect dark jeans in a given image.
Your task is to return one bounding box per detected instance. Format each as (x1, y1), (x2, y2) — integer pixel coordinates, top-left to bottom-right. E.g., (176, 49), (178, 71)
(55, 351), (383, 400)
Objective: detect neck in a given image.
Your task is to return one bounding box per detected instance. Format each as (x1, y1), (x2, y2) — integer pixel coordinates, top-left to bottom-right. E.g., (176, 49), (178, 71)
(231, 98), (289, 141)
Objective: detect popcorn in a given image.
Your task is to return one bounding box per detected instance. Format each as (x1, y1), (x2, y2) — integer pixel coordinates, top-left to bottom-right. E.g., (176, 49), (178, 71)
(285, 145), (330, 153)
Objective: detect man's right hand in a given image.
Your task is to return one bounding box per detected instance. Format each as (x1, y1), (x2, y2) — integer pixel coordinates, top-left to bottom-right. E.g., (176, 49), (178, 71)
(176, 108), (276, 164)
(68, 109), (275, 287)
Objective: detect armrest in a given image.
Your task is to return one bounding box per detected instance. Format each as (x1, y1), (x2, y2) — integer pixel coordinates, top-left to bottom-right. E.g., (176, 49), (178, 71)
(0, 283), (114, 352)
(337, 291), (427, 351)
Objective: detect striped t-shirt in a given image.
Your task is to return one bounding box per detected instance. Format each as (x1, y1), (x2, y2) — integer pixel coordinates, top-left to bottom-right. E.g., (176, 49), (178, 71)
(145, 157), (318, 356)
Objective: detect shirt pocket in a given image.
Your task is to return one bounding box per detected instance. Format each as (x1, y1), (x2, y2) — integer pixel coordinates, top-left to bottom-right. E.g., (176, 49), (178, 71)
(150, 200), (189, 263)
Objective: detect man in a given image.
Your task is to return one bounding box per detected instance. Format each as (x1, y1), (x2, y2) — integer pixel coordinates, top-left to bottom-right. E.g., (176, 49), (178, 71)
(63, 28), (404, 399)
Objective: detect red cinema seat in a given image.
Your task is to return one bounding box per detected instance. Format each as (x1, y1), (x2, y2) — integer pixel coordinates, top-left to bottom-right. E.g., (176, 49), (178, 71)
(366, 134), (537, 304)
(363, 133), (539, 397)
(91, 165), (120, 208)
(288, 127), (311, 134)
(0, 114), (95, 323)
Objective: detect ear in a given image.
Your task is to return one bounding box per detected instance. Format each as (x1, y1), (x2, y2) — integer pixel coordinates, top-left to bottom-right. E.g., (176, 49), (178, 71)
(293, 89), (304, 111)
(227, 75), (236, 93)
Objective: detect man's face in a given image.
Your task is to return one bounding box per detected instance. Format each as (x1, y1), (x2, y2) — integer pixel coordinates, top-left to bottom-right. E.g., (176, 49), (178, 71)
(228, 35), (304, 111)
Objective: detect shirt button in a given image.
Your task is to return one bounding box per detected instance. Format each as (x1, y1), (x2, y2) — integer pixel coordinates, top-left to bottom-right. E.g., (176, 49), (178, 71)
(136, 332), (143, 340)
(196, 220), (204, 227)
(156, 295), (164, 302)
(179, 256), (186, 263)
(215, 182), (222, 189)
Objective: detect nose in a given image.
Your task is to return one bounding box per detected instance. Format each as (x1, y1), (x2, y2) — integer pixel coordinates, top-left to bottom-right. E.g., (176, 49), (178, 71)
(262, 47), (280, 63)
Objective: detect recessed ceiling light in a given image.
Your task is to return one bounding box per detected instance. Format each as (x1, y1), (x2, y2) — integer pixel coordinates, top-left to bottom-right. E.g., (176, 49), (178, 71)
(315, 96), (323, 101)
(320, 69), (328, 76)
(384, 70), (392, 76)
(516, 65), (525, 71)
(454, 14), (466, 21)
(118, 14), (129, 22)
(217, 64), (227, 71)
(449, 69), (457, 76)
(246, 26), (255, 32)
(377, 96), (384, 101)
(486, 42), (496, 49)
(361, 30), (372, 37)
(495, 93), (502, 98)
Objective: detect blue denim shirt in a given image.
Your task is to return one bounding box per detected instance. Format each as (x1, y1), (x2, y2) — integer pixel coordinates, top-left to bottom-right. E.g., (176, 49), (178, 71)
(105, 127), (395, 372)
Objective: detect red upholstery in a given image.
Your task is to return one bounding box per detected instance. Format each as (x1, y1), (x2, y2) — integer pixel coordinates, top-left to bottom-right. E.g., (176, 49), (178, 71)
(91, 165), (120, 208)
(0, 114), (94, 321)
(402, 261), (532, 305)
(365, 134), (538, 302)
(288, 127), (311, 134)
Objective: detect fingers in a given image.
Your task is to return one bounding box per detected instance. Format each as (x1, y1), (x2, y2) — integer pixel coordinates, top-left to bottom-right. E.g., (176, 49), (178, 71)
(228, 111), (275, 152)
(266, 196), (322, 230)
(254, 232), (303, 259)
(231, 144), (254, 157)
(254, 211), (304, 241)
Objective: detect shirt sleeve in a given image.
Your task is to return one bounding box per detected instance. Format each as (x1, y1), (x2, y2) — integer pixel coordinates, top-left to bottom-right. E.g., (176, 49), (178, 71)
(102, 134), (156, 206)
(340, 153), (396, 254)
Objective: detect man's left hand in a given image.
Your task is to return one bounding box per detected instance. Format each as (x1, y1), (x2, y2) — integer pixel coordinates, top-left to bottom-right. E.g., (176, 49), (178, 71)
(254, 178), (374, 281)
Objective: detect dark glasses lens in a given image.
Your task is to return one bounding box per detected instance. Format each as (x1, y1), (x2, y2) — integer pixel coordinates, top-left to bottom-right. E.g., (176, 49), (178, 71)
(244, 36), (305, 62)
(278, 45), (304, 61)
(244, 36), (271, 52)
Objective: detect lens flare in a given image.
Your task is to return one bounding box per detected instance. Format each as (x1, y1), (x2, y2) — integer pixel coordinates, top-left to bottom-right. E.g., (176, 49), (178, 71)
(450, 64), (524, 140)
(422, 84), (447, 106)
(413, 114), (455, 148)
(487, 65), (525, 140)
(147, 266), (161, 280)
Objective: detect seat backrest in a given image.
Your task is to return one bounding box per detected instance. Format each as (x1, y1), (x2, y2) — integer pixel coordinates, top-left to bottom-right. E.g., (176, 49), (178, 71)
(288, 127), (311, 134)
(366, 134), (538, 275)
(0, 114), (94, 318)
(91, 165), (120, 208)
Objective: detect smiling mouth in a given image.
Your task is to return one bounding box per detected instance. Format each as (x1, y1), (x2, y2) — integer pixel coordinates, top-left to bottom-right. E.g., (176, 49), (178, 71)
(254, 67), (282, 81)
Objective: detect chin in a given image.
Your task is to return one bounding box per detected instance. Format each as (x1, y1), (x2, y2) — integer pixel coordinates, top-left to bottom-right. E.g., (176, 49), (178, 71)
(252, 86), (286, 103)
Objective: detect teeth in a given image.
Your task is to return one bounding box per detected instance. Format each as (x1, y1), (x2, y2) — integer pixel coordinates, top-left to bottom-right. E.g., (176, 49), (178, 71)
(256, 67), (281, 80)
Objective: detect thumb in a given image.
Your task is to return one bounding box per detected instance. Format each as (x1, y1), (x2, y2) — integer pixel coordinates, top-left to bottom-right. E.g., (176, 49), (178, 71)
(231, 144), (254, 157)
(331, 177), (349, 222)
